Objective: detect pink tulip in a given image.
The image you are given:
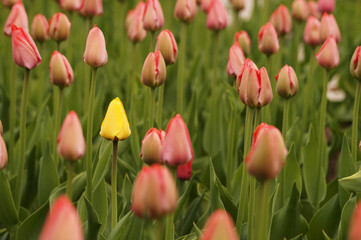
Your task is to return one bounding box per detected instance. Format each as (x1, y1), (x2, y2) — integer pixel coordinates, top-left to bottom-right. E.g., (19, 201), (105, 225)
(174, 0), (197, 23)
(270, 4), (292, 36)
(48, 13), (71, 42)
(349, 200), (361, 240)
(79, 0), (103, 17)
(235, 30), (251, 57)
(303, 16), (321, 46)
(141, 128), (165, 164)
(125, 2), (147, 43)
(227, 42), (245, 78)
(60, 0), (82, 12)
(2, 0), (21, 8)
(350, 46), (361, 80)
(143, 0), (164, 32)
(200, 0), (212, 12)
(0, 135), (8, 170)
(206, 0), (228, 31)
(31, 14), (49, 42)
(141, 51), (167, 88)
(200, 209), (238, 240)
(83, 25), (108, 68)
(49, 51), (74, 88)
(315, 36), (339, 70)
(275, 65), (299, 98)
(4, 1), (28, 36)
(177, 158), (193, 180)
(155, 29), (178, 65)
(320, 12), (341, 43)
(258, 22), (279, 56)
(318, 0), (334, 13)
(308, 0), (321, 19)
(292, 0), (310, 22)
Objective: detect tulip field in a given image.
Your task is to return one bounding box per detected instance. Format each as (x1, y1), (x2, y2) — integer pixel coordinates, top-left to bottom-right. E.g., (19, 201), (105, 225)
(1, 0), (361, 239)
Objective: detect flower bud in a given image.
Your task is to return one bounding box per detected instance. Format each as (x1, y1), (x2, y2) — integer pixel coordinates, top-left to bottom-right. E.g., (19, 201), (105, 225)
(200, 209), (238, 240)
(320, 13), (341, 43)
(100, 97), (131, 141)
(0, 120), (3, 135)
(292, 0), (310, 22)
(0, 135), (8, 170)
(125, 2), (147, 43)
(161, 114), (193, 166)
(227, 42), (245, 78)
(143, 0), (164, 32)
(315, 36), (339, 70)
(308, 0), (321, 19)
(141, 128), (165, 164)
(174, 0), (197, 23)
(206, 0), (228, 31)
(4, 1), (28, 37)
(318, 0), (334, 13)
(31, 14), (49, 42)
(349, 199), (361, 240)
(11, 25), (42, 69)
(230, 0), (245, 11)
(60, 0), (82, 12)
(155, 29), (178, 65)
(83, 25), (108, 68)
(131, 164), (178, 219)
(303, 16), (321, 46)
(270, 4), (292, 36)
(48, 13), (71, 42)
(80, 0), (103, 17)
(258, 22), (279, 56)
(245, 123), (287, 180)
(200, 0), (212, 12)
(57, 111), (85, 161)
(141, 51), (167, 88)
(275, 65), (299, 98)
(235, 30), (251, 57)
(177, 158), (192, 180)
(350, 46), (361, 81)
(49, 51), (74, 88)
(2, 0), (20, 8)
(39, 195), (83, 240)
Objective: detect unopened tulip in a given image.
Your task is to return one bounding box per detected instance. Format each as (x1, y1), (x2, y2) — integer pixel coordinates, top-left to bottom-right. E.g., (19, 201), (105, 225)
(235, 30), (251, 57)
(350, 46), (361, 81)
(2, 0), (20, 8)
(200, 0), (212, 12)
(131, 164), (178, 219)
(49, 51), (74, 88)
(200, 209), (238, 240)
(57, 111), (85, 161)
(141, 51), (167, 88)
(125, 2), (147, 43)
(174, 0), (197, 23)
(31, 14), (49, 42)
(206, 0), (228, 31)
(39, 195), (83, 240)
(143, 0), (164, 32)
(48, 13), (71, 42)
(320, 13), (341, 43)
(303, 16), (321, 46)
(161, 114), (193, 166)
(60, 0), (82, 12)
(141, 128), (165, 164)
(227, 42), (245, 78)
(12, 25), (42, 69)
(155, 29), (178, 65)
(230, 0), (245, 11)
(100, 97), (131, 141)
(80, 0), (103, 17)
(270, 5), (292, 36)
(258, 22), (279, 56)
(276, 65), (299, 98)
(308, 0), (321, 19)
(349, 200), (361, 240)
(245, 123), (287, 180)
(292, 0), (310, 22)
(177, 158), (192, 180)
(315, 36), (339, 70)
(318, 0), (334, 13)
(83, 25), (108, 68)
(4, 1), (28, 36)
(0, 135), (8, 170)
(0, 120), (3, 135)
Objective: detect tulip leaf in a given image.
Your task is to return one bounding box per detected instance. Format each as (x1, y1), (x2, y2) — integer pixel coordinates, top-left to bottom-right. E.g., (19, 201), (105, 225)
(175, 177), (194, 219)
(18, 202), (49, 240)
(84, 196), (101, 240)
(338, 195), (356, 240)
(108, 211), (133, 240)
(128, 113), (142, 170)
(339, 170), (361, 193)
(179, 194), (205, 236)
(322, 230), (332, 240)
(209, 158), (224, 212)
(121, 174), (133, 211)
(231, 162), (244, 203)
(93, 178), (108, 233)
(215, 178), (237, 221)
(0, 171), (18, 229)
(92, 140), (112, 190)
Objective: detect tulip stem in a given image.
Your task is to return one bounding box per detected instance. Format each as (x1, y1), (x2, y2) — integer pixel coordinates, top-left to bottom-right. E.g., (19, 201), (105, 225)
(212, 31), (220, 89)
(254, 180), (271, 240)
(352, 81), (361, 164)
(157, 84), (165, 128)
(254, 108), (261, 130)
(112, 140), (118, 229)
(177, 23), (187, 115)
(282, 99), (289, 142)
(150, 31), (155, 52)
(9, 61), (16, 175)
(14, 68), (30, 210)
(148, 88), (156, 130)
(53, 88), (64, 167)
(66, 161), (74, 198)
(303, 47), (316, 132)
(165, 167), (176, 240)
(265, 55), (273, 124)
(226, 109), (236, 188)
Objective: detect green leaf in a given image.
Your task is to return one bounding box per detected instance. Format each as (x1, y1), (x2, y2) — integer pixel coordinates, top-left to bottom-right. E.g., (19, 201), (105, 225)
(93, 179), (108, 234)
(84, 196), (101, 240)
(215, 178), (237, 221)
(128, 113), (142, 170)
(92, 140), (112, 191)
(209, 159), (224, 212)
(339, 170), (361, 193)
(322, 230), (332, 240)
(338, 196), (356, 240)
(175, 177), (194, 219)
(0, 171), (18, 229)
(18, 202), (49, 240)
(108, 211), (133, 240)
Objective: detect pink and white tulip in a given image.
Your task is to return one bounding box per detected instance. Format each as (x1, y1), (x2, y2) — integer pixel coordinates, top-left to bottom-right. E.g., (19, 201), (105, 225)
(318, 0), (335, 13)
(141, 128), (165, 165)
(315, 36), (339, 70)
(235, 30), (251, 57)
(49, 51), (74, 88)
(303, 16), (321, 46)
(174, 0), (197, 23)
(83, 25), (108, 68)
(4, 1), (28, 36)
(125, 2), (147, 43)
(200, 209), (238, 240)
(0, 135), (8, 170)
(258, 22), (279, 56)
(270, 4), (292, 36)
(275, 65), (299, 98)
(320, 13), (341, 43)
(206, 0), (228, 31)
(31, 14), (49, 42)
(143, 0), (164, 32)
(227, 42), (245, 78)
(80, 0), (103, 17)
(155, 29), (178, 65)
(48, 13), (71, 42)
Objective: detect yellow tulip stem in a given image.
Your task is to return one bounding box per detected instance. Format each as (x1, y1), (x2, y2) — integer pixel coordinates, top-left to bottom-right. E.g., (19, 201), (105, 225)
(112, 140), (118, 229)
(352, 81), (361, 164)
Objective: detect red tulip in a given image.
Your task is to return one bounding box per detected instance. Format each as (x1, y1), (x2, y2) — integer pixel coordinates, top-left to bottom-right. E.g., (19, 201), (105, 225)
(0, 135), (8, 170)
(275, 65), (299, 98)
(83, 25), (108, 68)
(141, 128), (165, 164)
(303, 16), (321, 46)
(125, 1), (147, 43)
(79, 0), (103, 17)
(49, 51), (74, 88)
(350, 46), (361, 81)
(200, 209), (238, 240)
(143, 0), (164, 32)
(141, 51), (167, 88)
(318, 0), (334, 13)
(4, 1), (28, 36)
(155, 29), (178, 65)
(206, 0), (228, 31)
(320, 12), (341, 43)
(48, 13), (71, 42)
(315, 36), (339, 70)
(177, 158), (193, 180)
(174, 0), (197, 23)
(200, 0), (212, 12)
(270, 4), (292, 36)
(258, 22), (279, 55)
(227, 42), (245, 78)
(31, 14), (49, 42)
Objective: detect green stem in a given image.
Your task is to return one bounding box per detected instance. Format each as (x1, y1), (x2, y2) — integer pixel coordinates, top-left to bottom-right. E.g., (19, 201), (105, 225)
(253, 108), (261, 130)
(112, 140), (118, 229)
(177, 23), (187, 115)
(127, 43), (137, 109)
(352, 81), (361, 164)
(303, 47), (316, 132)
(57, 41), (61, 51)
(147, 88), (156, 130)
(254, 181), (271, 240)
(226, 109), (236, 188)
(14, 68), (30, 210)
(149, 31), (155, 52)
(66, 161), (74, 198)
(294, 22), (301, 75)
(9, 62), (16, 173)
(282, 99), (289, 142)
(265, 55), (273, 124)
(157, 84), (165, 128)
(165, 167), (176, 240)
(211, 31), (220, 89)
(53, 88), (64, 167)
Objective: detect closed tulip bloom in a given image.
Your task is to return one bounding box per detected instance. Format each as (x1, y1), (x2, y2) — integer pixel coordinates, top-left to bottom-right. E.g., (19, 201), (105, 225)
(303, 16), (321, 46)
(125, 2), (147, 43)
(83, 25), (108, 68)
(0, 135), (8, 170)
(318, 0), (334, 13)
(141, 128), (165, 164)
(48, 13), (71, 42)
(132, 164), (178, 219)
(177, 158), (193, 180)
(60, 0), (82, 12)
(206, 0), (228, 31)
(200, 0), (212, 12)
(39, 195), (83, 240)
(315, 36), (339, 70)
(49, 51), (74, 88)
(235, 30), (251, 57)
(349, 200), (361, 240)
(100, 97), (131, 141)
(245, 123), (287, 180)
(276, 65), (299, 98)
(4, 1), (28, 36)
(200, 209), (238, 240)
(143, 0), (164, 32)
(227, 42), (245, 78)
(258, 22), (279, 56)
(31, 14), (49, 42)
(174, 0), (197, 23)
(350, 46), (361, 81)
(292, 0), (310, 22)
(270, 5), (292, 36)
(2, 0), (20, 8)
(162, 114), (193, 166)
(308, 0), (321, 19)
(141, 51), (167, 88)
(12, 25), (42, 69)
(80, 0), (103, 17)
(155, 29), (178, 65)
(320, 13), (341, 43)
(230, 0), (245, 11)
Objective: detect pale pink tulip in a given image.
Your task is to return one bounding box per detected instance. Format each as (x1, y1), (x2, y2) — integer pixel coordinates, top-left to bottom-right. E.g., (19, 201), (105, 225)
(227, 42), (245, 78)
(31, 14), (49, 42)
(143, 0), (164, 32)
(206, 0), (228, 31)
(49, 51), (74, 88)
(83, 25), (108, 68)
(303, 16), (321, 46)
(4, 1), (28, 36)
(315, 36), (339, 70)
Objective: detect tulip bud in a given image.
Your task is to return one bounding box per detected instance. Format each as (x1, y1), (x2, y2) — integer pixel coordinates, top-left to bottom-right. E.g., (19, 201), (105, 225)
(318, 0), (334, 13)
(270, 4), (292, 36)
(292, 0), (310, 22)
(200, 0), (212, 12)
(350, 46), (361, 81)
(11, 25), (42, 69)
(31, 14), (49, 42)
(349, 200), (361, 240)
(275, 65), (299, 98)
(141, 128), (165, 164)
(245, 123), (287, 180)
(315, 36), (339, 70)
(230, 0), (245, 11)
(161, 114), (193, 166)
(0, 135), (8, 170)
(48, 13), (71, 42)
(143, 0), (164, 32)
(60, 0), (82, 12)
(320, 13), (341, 43)
(39, 195), (84, 240)
(359, 140), (361, 152)
(200, 209), (238, 240)
(206, 0), (228, 31)
(49, 51), (74, 88)
(174, 0), (197, 23)
(83, 25), (108, 68)
(80, 0), (103, 17)
(303, 16), (321, 46)
(100, 97), (131, 141)
(131, 164), (178, 219)
(177, 158), (193, 180)
(141, 51), (167, 88)
(2, 0), (20, 8)
(235, 30), (251, 57)
(125, 2), (147, 43)
(155, 30), (178, 65)
(57, 111), (85, 161)
(258, 22), (279, 56)
(308, 0), (321, 19)
(227, 42), (245, 78)
(4, 1), (28, 37)
(0, 120), (3, 135)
